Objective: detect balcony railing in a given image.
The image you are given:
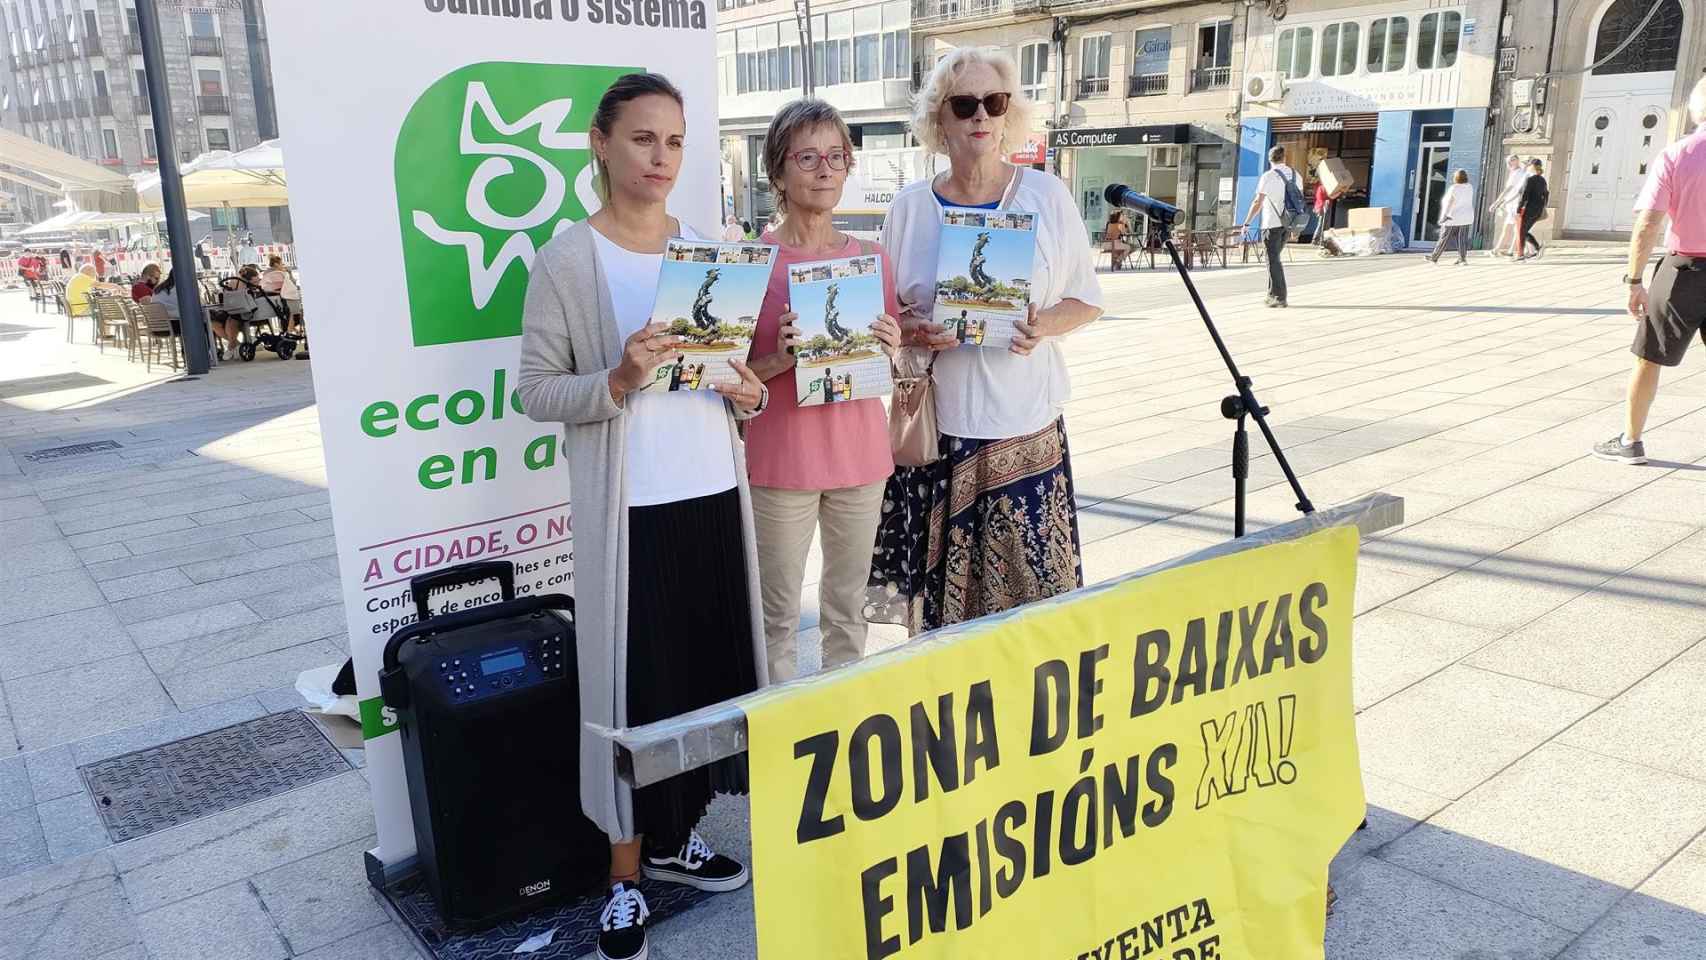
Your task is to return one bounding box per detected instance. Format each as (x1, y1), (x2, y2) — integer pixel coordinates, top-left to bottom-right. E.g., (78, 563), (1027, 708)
(47, 42), (69, 62)
(1190, 65), (1232, 91)
(1075, 76), (1110, 99)
(188, 35), (222, 56)
(93, 94), (111, 115)
(198, 94), (230, 115)
(1127, 73), (1169, 97)
(126, 34), (142, 54)
(135, 94), (151, 114)
(82, 37), (102, 56)
(73, 100), (90, 118)
(911, 0), (1041, 28)
(29, 104), (45, 121)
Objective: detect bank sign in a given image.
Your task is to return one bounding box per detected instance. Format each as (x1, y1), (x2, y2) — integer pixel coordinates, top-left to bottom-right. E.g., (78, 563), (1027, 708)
(265, 1), (720, 867)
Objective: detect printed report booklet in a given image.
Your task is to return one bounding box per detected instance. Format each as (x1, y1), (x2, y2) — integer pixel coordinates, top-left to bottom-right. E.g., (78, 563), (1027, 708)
(932, 207), (1037, 349)
(649, 239), (778, 391)
(787, 253), (892, 407)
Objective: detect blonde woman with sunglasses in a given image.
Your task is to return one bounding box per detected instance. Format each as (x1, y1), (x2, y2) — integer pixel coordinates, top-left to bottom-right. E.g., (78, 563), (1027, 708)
(867, 47), (1104, 635)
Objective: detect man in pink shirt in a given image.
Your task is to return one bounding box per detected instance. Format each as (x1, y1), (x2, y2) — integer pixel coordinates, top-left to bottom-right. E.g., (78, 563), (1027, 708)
(1594, 77), (1706, 464)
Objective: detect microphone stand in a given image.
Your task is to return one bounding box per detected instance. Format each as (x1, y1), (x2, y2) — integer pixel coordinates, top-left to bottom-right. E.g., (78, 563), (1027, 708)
(1151, 217), (1314, 536)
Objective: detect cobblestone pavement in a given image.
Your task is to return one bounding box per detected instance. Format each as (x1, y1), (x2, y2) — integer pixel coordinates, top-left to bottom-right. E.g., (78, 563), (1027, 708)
(0, 247), (1701, 959)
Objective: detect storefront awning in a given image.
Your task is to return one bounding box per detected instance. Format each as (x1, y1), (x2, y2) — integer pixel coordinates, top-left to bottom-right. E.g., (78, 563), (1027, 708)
(0, 129), (133, 193)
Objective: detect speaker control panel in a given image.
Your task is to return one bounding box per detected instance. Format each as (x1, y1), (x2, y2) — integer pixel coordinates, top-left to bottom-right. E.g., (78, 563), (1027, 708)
(437, 632), (567, 704)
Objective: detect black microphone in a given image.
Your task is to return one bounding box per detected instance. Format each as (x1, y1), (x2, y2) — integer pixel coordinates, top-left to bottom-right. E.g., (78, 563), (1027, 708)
(1103, 183), (1181, 224)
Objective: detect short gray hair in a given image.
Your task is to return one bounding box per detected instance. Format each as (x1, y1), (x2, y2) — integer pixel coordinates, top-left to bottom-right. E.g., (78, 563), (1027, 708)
(1690, 75), (1706, 123)
(764, 98), (855, 215)
(911, 47), (1035, 156)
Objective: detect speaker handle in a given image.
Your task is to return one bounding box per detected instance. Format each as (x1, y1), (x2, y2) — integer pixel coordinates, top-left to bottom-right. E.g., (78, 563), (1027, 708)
(410, 560), (516, 622)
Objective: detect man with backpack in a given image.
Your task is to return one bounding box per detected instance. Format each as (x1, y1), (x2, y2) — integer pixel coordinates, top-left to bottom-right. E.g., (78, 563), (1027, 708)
(1243, 145), (1306, 307)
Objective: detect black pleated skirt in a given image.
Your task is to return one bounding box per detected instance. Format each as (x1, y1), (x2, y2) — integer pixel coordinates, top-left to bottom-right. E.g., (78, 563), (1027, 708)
(625, 487), (759, 849)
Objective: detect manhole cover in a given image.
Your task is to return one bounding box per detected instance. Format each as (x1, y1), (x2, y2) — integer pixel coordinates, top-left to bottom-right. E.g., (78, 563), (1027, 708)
(23, 439), (123, 462)
(79, 711), (351, 843)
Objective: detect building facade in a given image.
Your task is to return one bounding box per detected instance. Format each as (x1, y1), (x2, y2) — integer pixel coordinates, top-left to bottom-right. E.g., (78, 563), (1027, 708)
(716, 0), (917, 233)
(1498, 0), (1701, 238)
(0, 0), (284, 239)
(1233, 0), (1500, 247)
(914, 0), (1249, 238)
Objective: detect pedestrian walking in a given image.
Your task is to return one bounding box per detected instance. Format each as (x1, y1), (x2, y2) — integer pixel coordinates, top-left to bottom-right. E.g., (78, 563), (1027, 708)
(1428, 170), (1475, 265)
(1489, 155), (1526, 257)
(1514, 159), (1548, 261)
(1243, 145), (1301, 307)
(1593, 77), (1706, 465)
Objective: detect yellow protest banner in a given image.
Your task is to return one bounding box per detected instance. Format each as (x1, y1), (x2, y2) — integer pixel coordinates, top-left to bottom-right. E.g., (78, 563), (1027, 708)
(746, 526), (1365, 960)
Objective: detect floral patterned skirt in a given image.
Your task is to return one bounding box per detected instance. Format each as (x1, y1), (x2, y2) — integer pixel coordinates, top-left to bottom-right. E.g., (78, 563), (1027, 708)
(866, 417), (1083, 634)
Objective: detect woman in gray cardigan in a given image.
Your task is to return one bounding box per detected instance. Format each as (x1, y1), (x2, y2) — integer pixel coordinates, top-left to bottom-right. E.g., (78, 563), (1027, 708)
(517, 73), (770, 960)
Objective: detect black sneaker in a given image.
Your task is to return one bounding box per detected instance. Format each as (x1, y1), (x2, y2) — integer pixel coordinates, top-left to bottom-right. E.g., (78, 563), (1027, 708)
(642, 830), (750, 892)
(597, 882), (649, 960)
(1592, 435), (1647, 465)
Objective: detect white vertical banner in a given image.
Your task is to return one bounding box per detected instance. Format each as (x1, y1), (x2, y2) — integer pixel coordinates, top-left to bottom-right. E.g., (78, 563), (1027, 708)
(265, 1), (721, 867)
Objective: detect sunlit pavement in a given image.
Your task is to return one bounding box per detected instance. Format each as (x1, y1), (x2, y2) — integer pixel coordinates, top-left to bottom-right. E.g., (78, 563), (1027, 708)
(0, 247), (1702, 958)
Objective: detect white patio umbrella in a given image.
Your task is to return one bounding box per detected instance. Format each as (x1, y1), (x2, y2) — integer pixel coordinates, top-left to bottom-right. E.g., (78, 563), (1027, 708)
(135, 139), (288, 210)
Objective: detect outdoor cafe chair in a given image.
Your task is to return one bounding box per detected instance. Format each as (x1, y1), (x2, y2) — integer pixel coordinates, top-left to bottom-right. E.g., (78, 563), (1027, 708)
(136, 302), (183, 373)
(91, 294), (131, 356)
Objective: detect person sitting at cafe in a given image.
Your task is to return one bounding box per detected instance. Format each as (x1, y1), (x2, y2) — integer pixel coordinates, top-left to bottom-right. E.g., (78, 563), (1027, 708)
(259, 254), (303, 333)
(1103, 210), (1131, 269)
(132, 263), (163, 303)
(65, 264), (122, 318)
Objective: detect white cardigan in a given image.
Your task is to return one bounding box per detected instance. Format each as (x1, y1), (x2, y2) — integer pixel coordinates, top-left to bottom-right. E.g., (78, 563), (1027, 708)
(1438, 182), (1476, 227)
(880, 168), (1104, 440)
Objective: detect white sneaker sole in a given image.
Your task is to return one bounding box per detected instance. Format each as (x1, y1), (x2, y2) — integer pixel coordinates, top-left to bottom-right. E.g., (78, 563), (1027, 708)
(642, 862), (750, 893)
(1593, 450), (1647, 465)
(597, 940), (648, 960)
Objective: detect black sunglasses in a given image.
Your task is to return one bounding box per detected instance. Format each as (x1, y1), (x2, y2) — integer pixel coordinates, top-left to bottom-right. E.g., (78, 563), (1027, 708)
(946, 93), (1011, 120)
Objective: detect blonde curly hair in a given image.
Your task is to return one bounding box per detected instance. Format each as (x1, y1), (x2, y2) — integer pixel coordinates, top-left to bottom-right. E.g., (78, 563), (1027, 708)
(911, 47), (1035, 158)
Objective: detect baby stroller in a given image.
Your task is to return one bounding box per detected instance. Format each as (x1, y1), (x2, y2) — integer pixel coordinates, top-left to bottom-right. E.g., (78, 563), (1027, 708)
(217, 276), (302, 361)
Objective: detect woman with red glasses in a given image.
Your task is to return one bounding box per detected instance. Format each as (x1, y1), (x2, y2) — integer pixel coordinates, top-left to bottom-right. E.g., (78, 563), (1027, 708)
(868, 47), (1104, 634)
(743, 98), (902, 681)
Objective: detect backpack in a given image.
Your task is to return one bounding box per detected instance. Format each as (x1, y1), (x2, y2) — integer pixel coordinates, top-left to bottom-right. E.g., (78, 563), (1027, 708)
(1266, 168), (1312, 232)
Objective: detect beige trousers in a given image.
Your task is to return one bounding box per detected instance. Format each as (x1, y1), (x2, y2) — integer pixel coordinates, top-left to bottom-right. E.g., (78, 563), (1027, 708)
(750, 480), (886, 682)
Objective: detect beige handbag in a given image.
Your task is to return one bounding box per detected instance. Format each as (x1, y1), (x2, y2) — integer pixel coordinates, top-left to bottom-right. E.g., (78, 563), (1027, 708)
(888, 346), (939, 467)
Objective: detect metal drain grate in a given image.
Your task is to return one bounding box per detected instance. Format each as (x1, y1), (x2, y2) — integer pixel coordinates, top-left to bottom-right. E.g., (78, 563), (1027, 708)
(79, 711), (352, 843)
(23, 439), (123, 462)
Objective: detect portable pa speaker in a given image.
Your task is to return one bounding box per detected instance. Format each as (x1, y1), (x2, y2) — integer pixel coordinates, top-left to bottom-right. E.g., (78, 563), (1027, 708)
(379, 561), (609, 926)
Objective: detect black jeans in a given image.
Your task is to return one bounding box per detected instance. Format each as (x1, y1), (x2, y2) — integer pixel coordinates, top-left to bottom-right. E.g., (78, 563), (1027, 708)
(1264, 227), (1288, 302)
(1519, 212), (1542, 256)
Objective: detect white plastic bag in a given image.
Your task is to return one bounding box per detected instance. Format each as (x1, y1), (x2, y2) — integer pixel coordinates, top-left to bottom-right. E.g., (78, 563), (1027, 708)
(294, 663), (361, 720)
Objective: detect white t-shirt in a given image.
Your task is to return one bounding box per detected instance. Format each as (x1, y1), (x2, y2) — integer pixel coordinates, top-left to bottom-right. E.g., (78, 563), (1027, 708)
(1438, 182), (1475, 227)
(1256, 164), (1298, 230)
(590, 225), (737, 508)
(881, 168), (1104, 440)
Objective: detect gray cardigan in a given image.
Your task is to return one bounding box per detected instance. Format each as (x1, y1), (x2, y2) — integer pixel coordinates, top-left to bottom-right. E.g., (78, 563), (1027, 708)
(517, 219), (769, 842)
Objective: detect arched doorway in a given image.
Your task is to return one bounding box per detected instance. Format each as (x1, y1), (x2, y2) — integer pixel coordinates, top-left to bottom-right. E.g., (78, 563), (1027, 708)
(1565, 0), (1686, 231)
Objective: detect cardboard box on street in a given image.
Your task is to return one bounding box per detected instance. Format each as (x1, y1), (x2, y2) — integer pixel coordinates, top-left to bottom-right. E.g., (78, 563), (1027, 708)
(1317, 158), (1355, 196)
(1348, 206), (1392, 231)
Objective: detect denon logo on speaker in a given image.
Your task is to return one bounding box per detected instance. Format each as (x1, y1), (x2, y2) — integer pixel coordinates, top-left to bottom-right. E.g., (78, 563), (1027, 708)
(520, 879), (552, 897)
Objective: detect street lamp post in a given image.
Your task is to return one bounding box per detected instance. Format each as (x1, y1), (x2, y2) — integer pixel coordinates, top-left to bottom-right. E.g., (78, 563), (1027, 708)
(794, 0), (814, 96)
(137, 0), (211, 374)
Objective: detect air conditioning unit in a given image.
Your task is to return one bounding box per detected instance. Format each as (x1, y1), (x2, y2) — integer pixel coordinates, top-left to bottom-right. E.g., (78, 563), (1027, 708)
(1245, 72), (1285, 104)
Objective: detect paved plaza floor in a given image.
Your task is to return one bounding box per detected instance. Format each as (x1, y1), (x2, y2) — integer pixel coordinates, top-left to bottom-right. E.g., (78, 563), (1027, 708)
(0, 246), (1702, 959)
